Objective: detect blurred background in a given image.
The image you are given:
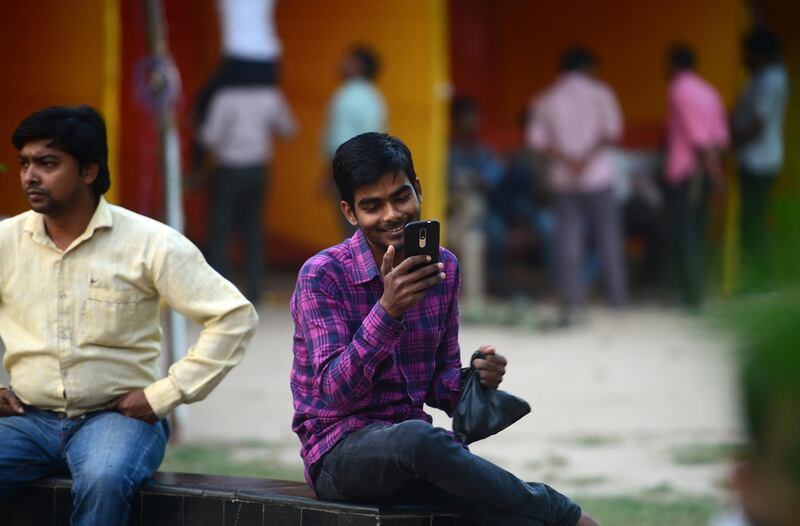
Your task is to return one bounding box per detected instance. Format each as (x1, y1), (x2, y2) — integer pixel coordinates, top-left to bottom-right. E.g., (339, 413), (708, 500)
(1, 1), (799, 524)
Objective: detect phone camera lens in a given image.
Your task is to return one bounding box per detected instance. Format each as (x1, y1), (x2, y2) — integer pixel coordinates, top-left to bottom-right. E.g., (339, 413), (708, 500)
(420, 228), (427, 240)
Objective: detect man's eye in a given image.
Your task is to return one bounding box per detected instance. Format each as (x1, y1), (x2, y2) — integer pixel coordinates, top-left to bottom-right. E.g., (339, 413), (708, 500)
(361, 207), (377, 213)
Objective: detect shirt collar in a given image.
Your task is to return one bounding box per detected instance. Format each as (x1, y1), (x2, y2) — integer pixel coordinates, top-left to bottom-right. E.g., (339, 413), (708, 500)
(348, 229), (381, 285)
(22, 196), (114, 250)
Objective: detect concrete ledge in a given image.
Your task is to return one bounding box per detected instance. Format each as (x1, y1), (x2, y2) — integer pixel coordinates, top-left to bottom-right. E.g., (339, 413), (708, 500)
(0, 472), (468, 525)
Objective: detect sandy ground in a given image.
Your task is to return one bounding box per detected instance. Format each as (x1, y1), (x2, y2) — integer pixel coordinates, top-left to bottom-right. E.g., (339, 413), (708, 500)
(179, 301), (742, 499)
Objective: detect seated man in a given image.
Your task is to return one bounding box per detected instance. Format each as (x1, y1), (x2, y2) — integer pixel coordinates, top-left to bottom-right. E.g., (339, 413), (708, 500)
(290, 132), (597, 525)
(0, 105), (258, 525)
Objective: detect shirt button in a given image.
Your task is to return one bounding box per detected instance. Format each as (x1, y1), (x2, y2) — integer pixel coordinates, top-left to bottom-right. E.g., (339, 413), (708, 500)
(59, 293), (67, 299)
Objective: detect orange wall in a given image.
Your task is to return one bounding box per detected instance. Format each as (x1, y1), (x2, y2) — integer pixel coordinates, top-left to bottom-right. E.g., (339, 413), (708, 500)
(451, 0), (748, 150)
(0, 1), (108, 216)
(271, 0), (448, 253)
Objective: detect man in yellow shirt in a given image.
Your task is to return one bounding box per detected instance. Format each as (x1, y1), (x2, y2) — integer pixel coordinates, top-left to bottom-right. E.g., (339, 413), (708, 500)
(0, 105), (258, 525)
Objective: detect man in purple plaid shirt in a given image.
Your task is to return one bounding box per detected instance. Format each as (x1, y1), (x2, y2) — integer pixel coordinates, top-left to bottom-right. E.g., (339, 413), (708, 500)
(290, 132), (598, 526)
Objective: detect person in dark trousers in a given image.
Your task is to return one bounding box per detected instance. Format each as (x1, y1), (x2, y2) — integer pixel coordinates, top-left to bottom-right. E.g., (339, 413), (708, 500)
(732, 29), (789, 291)
(0, 105), (257, 525)
(289, 132), (599, 526)
(663, 45), (729, 308)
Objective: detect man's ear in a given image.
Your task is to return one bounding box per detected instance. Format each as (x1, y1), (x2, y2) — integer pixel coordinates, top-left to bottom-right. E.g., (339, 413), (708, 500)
(414, 177), (423, 204)
(340, 201), (359, 227)
(81, 163), (99, 186)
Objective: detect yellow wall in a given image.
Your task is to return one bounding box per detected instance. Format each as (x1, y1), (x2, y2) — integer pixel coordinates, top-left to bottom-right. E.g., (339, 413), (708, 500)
(0, 0), (119, 216)
(272, 0), (449, 250)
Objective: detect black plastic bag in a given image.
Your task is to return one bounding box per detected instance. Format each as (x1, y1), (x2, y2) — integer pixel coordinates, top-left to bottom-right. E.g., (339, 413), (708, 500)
(452, 351), (531, 444)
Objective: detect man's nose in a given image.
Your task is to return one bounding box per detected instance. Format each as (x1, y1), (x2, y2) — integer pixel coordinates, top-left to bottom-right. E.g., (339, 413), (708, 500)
(383, 204), (402, 223)
(21, 165), (38, 186)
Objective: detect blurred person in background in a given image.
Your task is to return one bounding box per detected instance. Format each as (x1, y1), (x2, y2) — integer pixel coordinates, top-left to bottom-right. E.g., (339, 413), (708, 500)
(527, 47), (627, 325)
(709, 292), (800, 526)
(663, 45), (729, 309)
(194, 0), (282, 167)
(447, 97), (503, 306)
(491, 109), (554, 297)
(613, 150), (668, 295)
(199, 71), (297, 306)
(195, 0), (297, 306)
(324, 45), (387, 238)
(731, 29), (789, 292)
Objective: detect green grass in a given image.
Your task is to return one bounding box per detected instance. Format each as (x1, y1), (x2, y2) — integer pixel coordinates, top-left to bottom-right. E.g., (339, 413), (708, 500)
(576, 494), (722, 526)
(670, 442), (741, 466)
(160, 443), (304, 481)
(569, 434), (622, 448)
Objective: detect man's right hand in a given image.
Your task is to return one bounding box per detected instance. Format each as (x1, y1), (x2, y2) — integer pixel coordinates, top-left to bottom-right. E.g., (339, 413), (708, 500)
(0, 388), (25, 417)
(379, 245), (445, 319)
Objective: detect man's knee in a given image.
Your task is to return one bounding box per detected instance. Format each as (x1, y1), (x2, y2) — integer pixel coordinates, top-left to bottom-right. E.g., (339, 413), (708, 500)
(72, 462), (137, 500)
(391, 420), (453, 461)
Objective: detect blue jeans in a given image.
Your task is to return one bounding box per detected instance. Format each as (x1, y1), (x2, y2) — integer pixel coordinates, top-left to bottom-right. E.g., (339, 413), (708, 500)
(311, 420), (582, 526)
(0, 406), (168, 526)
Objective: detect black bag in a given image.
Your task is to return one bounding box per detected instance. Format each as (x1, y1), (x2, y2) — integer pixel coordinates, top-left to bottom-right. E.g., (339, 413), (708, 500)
(452, 351), (531, 444)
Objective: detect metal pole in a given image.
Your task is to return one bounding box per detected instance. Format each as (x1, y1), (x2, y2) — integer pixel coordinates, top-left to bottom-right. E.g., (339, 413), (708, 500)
(142, 0), (188, 441)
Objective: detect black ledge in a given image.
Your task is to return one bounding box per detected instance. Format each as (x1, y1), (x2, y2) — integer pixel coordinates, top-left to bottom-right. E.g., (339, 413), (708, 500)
(0, 472), (470, 526)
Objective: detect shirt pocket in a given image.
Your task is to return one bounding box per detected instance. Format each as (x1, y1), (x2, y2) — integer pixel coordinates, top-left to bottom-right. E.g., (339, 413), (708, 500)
(79, 287), (141, 347)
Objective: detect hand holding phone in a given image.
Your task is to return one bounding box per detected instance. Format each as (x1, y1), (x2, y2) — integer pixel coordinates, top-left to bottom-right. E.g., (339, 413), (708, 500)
(378, 220), (443, 319)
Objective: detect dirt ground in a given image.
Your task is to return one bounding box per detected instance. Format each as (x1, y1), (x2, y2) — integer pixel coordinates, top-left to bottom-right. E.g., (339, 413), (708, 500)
(180, 301), (742, 499)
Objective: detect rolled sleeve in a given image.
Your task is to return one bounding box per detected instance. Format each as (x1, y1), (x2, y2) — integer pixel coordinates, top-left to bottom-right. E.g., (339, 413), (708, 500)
(148, 231), (257, 417)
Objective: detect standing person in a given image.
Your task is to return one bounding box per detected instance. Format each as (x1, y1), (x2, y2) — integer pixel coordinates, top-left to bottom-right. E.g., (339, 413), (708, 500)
(196, 0), (297, 307)
(0, 105), (258, 525)
(323, 45), (387, 237)
(664, 45), (730, 308)
(290, 132), (599, 526)
(732, 29), (789, 291)
(200, 79), (297, 306)
(527, 47), (627, 325)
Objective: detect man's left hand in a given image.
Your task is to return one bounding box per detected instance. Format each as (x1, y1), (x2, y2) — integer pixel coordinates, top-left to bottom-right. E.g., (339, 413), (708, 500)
(106, 390), (159, 424)
(472, 345), (507, 389)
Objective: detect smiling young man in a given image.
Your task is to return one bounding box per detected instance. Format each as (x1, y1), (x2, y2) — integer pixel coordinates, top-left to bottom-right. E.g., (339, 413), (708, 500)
(0, 105), (257, 525)
(290, 132), (598, 525)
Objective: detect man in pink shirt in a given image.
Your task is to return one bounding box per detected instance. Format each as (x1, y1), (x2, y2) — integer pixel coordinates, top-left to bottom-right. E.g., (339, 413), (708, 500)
(664, 45), (729, 307)
(528, 48), (627, 324)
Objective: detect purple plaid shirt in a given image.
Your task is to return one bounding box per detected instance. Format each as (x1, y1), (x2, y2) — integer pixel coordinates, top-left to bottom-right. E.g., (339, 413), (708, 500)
(290, 229), (462, 487)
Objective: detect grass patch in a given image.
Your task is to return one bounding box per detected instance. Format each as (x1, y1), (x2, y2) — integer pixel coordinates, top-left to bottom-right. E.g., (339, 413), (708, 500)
(568, 434), (621, 448)
(161, 443), (304, 481)
(563, 475), (608, 488)
(671, 442), (740, 466)
(576, 494), (722, 526)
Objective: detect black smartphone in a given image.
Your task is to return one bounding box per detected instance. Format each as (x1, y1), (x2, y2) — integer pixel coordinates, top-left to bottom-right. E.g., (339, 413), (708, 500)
(403, 220), (440, 273)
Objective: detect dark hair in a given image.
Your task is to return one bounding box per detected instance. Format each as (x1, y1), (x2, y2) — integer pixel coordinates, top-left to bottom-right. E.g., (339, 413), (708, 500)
(450, 96), (479, 122)
(744, 28), (782, 62)
(350, 45), (381, 80)
(332, 132), (417, 207)
(668, 44), (696, 70)
(12, 105), (110, 198)
(560, 47), (596, 72)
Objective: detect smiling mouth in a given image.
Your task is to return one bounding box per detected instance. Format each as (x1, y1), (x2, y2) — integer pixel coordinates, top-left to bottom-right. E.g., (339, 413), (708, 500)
(382, 223), (406, 236)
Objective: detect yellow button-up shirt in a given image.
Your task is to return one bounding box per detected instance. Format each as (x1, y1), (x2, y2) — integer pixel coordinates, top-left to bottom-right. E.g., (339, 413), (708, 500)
(0, 198), (257, 418)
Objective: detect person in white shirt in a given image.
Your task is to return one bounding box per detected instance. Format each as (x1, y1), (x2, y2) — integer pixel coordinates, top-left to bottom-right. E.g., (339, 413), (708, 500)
(200, 85), (297, 306)
(732, 29), (789, 289)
